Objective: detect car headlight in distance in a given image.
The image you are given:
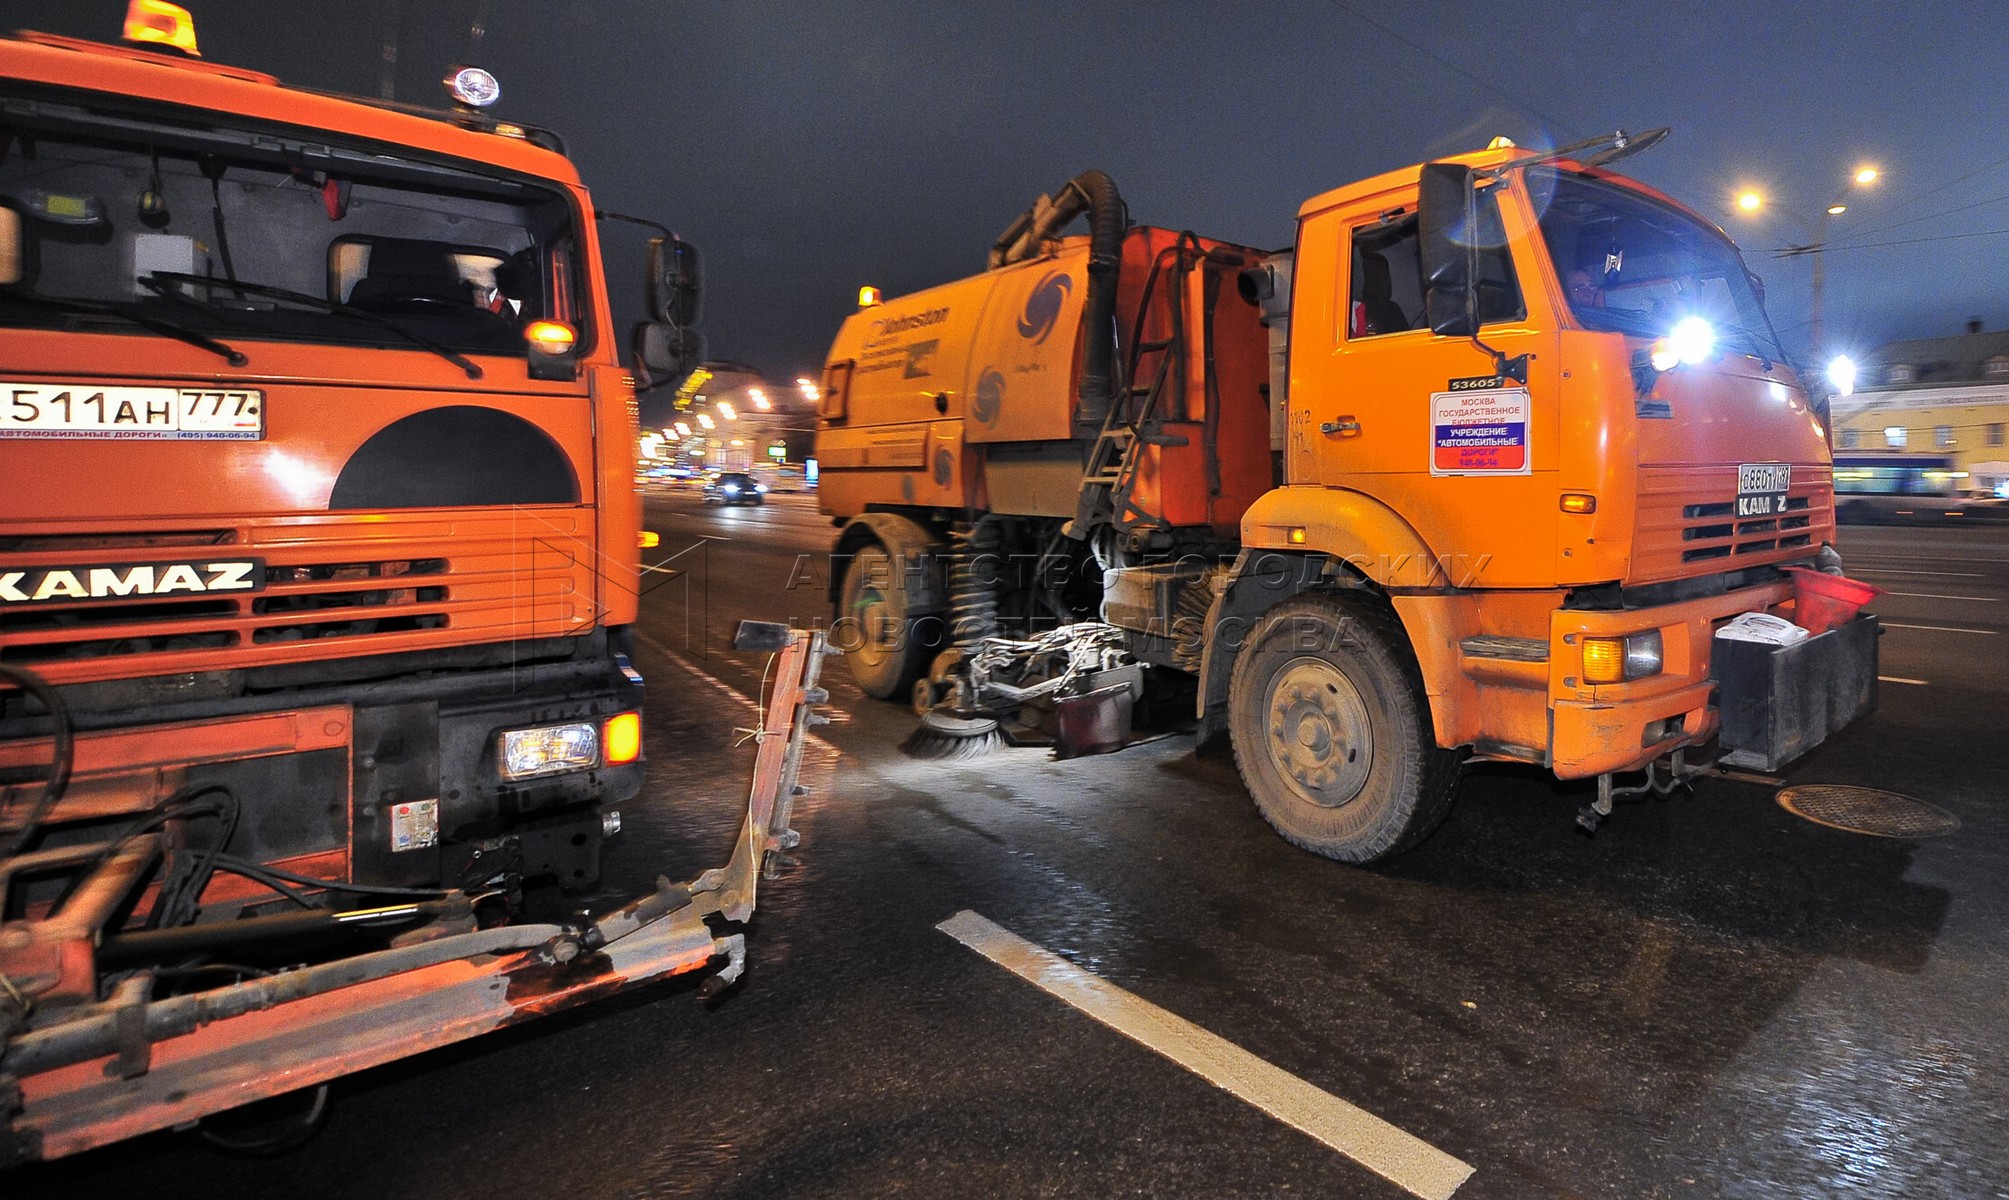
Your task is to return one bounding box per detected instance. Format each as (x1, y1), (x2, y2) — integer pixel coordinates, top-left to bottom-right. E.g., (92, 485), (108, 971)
(498, 721), (599, 780)
(1581, 630), (1664, 684)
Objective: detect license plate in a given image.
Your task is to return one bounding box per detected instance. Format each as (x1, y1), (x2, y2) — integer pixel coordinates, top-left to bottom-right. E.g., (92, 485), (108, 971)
(1736, 462), (1791, 518)
(0, 383), (264, 440)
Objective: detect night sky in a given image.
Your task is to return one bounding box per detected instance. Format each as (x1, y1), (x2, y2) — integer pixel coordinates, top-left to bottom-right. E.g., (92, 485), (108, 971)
(5, 0), (2006, 379)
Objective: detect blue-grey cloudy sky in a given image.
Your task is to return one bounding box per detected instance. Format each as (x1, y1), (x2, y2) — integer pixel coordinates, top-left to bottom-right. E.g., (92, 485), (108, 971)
(5, 0), (2005, 377)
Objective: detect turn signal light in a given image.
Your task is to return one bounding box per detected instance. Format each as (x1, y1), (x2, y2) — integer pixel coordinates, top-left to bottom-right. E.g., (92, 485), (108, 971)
(639, 531), (660, 549)
(603, 712), (642, 765)
(524, 320), (577, 356)
(1581, 631), (1664, 685)
(1560, 493), (1597, 514)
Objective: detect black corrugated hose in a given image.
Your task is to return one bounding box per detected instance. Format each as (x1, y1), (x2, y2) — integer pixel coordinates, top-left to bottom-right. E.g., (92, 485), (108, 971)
(0, 663), (74, 858)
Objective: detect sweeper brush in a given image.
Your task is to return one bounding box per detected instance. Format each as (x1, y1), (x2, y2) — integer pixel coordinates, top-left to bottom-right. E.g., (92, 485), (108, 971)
(900, 711), (1005, 760)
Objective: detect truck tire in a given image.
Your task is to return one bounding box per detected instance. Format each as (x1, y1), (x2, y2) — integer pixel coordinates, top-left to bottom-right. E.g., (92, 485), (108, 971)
(1228, 593), (1460, 863)
(838, 543), (931, 699)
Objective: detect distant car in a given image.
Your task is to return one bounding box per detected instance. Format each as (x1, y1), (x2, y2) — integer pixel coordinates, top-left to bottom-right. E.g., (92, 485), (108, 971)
(701, 471), (766, 505)
(1951, 493), (2009, 521)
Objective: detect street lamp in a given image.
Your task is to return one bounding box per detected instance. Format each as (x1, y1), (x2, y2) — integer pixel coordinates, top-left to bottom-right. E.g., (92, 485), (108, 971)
(1735, 164), (1881, 356)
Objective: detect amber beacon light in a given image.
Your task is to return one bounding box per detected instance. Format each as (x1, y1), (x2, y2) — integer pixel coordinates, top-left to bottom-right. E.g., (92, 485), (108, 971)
(524, 320), (577, 356)
(124, 0), (200, 55)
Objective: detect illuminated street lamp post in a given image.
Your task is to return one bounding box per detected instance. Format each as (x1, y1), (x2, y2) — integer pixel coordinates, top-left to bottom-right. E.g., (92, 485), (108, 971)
(1735, 165), (1879, 357)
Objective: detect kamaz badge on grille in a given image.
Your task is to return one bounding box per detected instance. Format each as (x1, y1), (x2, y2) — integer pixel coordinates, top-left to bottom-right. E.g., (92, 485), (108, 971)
(0, 559), (267, 606)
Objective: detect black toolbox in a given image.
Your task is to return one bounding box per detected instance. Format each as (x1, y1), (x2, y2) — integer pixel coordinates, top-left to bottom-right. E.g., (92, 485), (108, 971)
(1712, 614), (1880, 772)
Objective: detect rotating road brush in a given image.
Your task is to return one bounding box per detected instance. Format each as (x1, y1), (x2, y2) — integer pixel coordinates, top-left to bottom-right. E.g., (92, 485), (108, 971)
(900, 710), (1005, 760)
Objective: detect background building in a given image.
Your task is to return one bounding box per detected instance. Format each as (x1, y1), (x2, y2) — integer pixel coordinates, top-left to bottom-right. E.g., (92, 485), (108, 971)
(1831, 320), (2009, 494)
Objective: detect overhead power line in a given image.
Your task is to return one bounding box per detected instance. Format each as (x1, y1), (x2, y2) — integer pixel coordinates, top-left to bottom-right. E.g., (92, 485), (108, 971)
(1317, 0), (1583, 138)
(1771, 226), (2009, 257)
(1830, 150), (2009, 242)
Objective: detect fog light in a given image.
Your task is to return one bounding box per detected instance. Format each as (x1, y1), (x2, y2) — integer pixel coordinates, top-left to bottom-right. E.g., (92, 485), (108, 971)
(498, 721), (599, 780)
(603, 711), (642, 765)
(1581, 630), (1664, 684)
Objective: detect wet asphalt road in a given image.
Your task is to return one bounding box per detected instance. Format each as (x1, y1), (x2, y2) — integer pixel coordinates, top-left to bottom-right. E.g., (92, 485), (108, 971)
(16, 492), (2007, 1199)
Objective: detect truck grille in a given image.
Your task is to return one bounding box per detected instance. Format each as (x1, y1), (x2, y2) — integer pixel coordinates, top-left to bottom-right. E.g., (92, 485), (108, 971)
(1677, 497), (1814, 562)
(1, 511), (597, 684)
(1634, 465), (1832, 581)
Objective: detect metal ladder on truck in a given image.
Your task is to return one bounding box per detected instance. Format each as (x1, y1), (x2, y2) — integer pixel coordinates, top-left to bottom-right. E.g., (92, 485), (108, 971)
(1064, 233), (1230, 542)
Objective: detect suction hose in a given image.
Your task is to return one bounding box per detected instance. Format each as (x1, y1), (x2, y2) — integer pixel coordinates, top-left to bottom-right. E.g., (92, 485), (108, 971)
(989, 169), (1125, 425)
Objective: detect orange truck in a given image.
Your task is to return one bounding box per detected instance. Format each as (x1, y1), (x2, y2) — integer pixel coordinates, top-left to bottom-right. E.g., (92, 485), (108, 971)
(817, 138), (1878, 862)
(0, 7), (827, 1164)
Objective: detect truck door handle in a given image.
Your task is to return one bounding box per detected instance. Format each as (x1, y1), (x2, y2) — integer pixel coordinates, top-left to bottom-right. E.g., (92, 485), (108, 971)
(1320, 417), (1360, 436)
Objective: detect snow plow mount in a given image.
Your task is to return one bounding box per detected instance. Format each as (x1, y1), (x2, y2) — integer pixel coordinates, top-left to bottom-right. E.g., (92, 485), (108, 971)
(0, 622), (830, 1166)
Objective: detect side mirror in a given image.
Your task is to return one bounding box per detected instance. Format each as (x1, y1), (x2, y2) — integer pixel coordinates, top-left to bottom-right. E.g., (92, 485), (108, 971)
(635, 321), (704, 381)
(647, 236), (701, 327)
(0, 207), (20, 286)
(1418, 162), (1479, 339)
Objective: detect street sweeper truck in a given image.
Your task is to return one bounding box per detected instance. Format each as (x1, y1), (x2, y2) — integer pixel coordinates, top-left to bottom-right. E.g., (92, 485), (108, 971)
(814, 135), (1879, 863)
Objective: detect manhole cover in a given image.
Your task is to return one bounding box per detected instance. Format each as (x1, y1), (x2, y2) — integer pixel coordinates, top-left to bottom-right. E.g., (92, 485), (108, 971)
(1777, 784), (1961, 838)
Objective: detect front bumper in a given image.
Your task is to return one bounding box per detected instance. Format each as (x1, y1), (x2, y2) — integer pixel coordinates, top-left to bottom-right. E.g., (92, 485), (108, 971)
(0, 624), (831, 1166)
(1548, 579), (1876, 777)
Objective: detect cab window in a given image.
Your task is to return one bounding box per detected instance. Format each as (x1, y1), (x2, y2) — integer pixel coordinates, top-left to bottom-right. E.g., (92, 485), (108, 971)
(0, 83), (584, 358)
(1347, 190), (1522, 340)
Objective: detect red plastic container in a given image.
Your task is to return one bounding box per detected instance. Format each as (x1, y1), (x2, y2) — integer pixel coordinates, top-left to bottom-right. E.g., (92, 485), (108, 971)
(1783, 568), (1882, 635)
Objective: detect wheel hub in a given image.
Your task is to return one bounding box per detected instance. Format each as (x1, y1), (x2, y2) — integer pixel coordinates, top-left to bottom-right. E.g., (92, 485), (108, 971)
(849, 583), (897, 667)
(1267, 659), (1372, 807)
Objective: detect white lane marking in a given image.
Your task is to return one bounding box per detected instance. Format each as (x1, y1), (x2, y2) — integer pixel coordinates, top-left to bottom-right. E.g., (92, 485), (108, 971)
(1881, 591), (2000, 602)
(1851, 568), (1987, 578)
(1878, 675), (1930, 685)
(937, 910), (1474, 1200)
(1881, 622), (1999, 636)
(633, 631), (837, 750)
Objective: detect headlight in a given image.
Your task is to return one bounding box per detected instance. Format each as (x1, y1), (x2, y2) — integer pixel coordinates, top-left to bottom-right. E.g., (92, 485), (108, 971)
(755, 484), (768, 493)
(1581, 630), (1664, 684)
(498, 721), (599, 780)
(1649, 318), (1715, 372)
(1668, 317), (1714, 365)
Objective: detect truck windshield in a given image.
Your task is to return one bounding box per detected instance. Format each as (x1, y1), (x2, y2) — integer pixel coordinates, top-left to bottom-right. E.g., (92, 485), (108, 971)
(1531, 168), (1783, 363)
(0, 87), (581, 360)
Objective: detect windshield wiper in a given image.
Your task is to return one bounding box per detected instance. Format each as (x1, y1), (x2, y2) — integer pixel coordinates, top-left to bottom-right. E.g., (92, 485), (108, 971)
(0, 287), (247, 366)
(140, 271), (483, 380)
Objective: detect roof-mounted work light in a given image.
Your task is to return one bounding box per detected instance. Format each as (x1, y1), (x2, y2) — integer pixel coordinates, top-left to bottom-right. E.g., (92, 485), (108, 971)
(444, 66), (502, 110)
